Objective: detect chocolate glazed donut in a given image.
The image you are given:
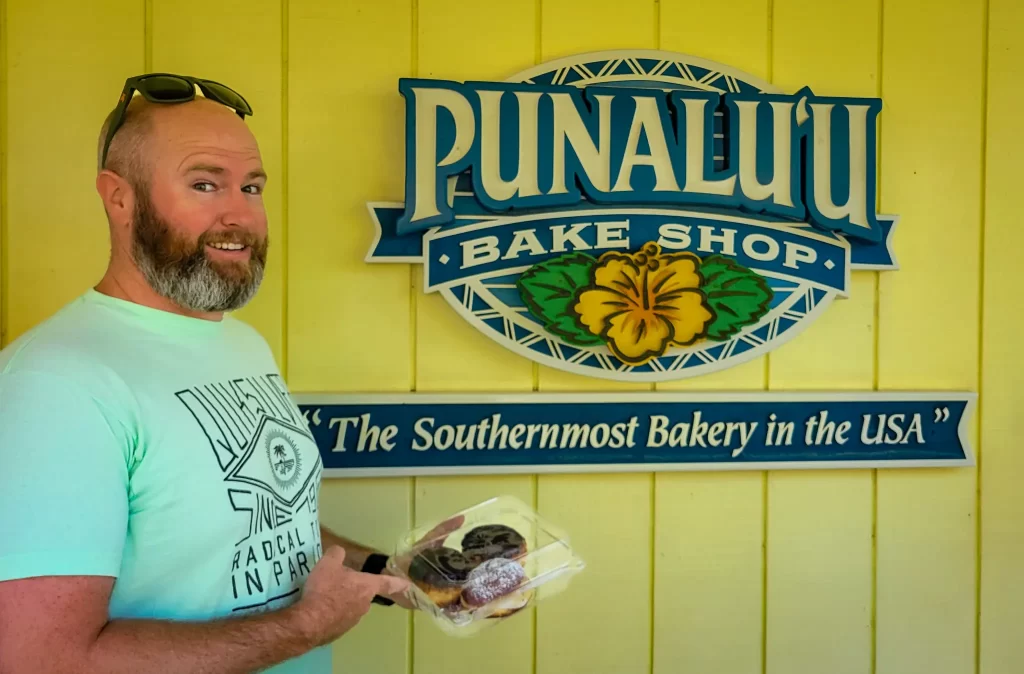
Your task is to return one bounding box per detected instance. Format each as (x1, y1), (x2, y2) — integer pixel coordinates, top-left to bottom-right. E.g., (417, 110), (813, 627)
(407, 547), (474, 607)
(461, 524), (528, 564)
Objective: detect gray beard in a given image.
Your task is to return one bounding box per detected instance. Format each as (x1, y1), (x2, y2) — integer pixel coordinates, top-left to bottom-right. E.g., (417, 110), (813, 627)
(133, 240), (265, 313)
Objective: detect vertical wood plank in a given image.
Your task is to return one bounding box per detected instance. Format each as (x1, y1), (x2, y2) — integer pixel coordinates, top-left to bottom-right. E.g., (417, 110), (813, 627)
(535, 6), (655, 674)
(533, 0), (653, 391)
(876, 0), (985, 671)
(151, 0), (285, 364)
(765, 1), (879, 673)
(653, 3), (768, 673)
(288, 2), (414, 672)
(540, 0), (655, 62)
(979, 0), (1024, 671)
(319, 477), (413, 674)
(662, 0), (769, 79)
(536, 473), (652, 674)
(288, 0), (412, 393)
(413, 1), (537, 393)
(4, 0), (142, 341)
(412, 3), (537, 674)
(0, 0), (7, 348)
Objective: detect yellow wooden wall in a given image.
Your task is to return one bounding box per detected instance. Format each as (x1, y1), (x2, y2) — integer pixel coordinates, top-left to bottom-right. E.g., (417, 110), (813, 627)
(1, 0), (1020, 672)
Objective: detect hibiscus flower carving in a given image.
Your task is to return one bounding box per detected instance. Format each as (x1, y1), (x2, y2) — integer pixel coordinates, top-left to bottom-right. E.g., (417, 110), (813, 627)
(571, 243), (715, 365)
(515, 241), (774, 367)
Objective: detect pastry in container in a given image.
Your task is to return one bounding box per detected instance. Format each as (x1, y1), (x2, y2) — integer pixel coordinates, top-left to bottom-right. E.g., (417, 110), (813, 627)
(387, 495), (585, 637)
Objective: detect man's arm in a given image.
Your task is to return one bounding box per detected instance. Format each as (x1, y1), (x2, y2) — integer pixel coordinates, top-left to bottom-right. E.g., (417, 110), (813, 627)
(0, 548), (408, 674)
(0, 575), (310, 674)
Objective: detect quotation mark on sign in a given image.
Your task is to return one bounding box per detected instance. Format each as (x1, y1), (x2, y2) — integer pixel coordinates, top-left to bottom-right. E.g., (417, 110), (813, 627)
(934, 407), (951, 423)
(301, 409), (323, 426)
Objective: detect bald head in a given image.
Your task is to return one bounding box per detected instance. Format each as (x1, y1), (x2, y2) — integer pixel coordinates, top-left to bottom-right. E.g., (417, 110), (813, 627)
(97, 95), (257, 187)
(94, 90), (269, 316)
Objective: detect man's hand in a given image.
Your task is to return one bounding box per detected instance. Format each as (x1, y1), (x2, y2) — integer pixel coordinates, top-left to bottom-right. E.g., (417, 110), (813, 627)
(315, 515), (464, 611)
(290, 547), (411, 647)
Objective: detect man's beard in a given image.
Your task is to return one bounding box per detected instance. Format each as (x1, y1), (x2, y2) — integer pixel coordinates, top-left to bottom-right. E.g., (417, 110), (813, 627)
(129, 184), (268, 313)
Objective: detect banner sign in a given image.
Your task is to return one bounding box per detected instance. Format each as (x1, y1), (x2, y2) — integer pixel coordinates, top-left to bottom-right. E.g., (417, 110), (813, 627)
(294, 392), (975, 477)
(365, 49), (899, 383)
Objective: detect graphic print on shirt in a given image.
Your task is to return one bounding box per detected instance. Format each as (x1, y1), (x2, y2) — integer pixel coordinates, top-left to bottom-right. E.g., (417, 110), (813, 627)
(176, 373), (323, 613)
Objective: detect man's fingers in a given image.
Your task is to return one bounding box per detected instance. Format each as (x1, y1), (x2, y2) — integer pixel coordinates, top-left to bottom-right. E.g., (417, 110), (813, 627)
(375, 574), (411, 596)
(438, 514), (465, 534)
(418, 515), (466, 548)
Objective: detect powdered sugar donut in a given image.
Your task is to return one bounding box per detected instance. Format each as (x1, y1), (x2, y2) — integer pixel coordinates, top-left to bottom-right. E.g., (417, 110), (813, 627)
(460, 557), (532, 618)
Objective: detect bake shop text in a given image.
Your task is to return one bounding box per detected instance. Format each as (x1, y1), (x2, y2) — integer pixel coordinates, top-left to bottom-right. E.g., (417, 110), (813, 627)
(294, 393), (974, 476)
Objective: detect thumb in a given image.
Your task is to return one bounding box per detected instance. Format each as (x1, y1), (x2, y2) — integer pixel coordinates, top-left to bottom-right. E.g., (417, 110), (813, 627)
(323, 545), (347, 566)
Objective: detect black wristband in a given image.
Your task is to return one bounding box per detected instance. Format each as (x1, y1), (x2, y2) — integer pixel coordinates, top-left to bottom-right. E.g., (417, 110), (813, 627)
(361, 553), (395, 606)
(361, 552), (389, 574)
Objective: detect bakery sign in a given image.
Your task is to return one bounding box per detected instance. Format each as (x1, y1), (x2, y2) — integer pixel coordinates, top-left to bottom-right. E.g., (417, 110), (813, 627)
(365, 49), (897, 381)
(294, 392), (975, 477)
(296, 49), (975, 477)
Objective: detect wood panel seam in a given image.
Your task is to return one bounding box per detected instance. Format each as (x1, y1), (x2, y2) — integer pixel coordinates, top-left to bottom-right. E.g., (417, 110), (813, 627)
(0, 0), (7, 348)
(762, 3), (775, 672)
(974, 1), (991, 672)
(409, 2), (420, 672)
(532, 3), (543, 669)
(144, 0), (153, 71)
(871, 1), (885, 673)
(649, 8), (660, 674)
(281, 0), (290, 381)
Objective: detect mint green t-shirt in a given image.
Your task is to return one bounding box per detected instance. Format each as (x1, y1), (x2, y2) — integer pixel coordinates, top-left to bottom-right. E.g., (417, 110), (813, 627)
(0, 290), (330, 672)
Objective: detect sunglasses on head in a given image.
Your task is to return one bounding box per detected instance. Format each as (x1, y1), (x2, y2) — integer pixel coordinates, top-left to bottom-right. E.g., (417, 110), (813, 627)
(100, 73), (254, 169)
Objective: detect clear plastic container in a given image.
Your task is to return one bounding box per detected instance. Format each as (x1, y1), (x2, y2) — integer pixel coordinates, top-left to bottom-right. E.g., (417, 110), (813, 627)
(386, 494), (585, 636)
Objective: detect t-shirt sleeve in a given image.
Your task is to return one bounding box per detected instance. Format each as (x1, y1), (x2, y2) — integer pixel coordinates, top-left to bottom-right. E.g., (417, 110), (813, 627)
(0, 369), (132, 581)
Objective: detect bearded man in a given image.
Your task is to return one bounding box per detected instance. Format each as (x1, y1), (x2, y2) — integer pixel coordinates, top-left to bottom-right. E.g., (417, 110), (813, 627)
(0, 74), (443, 674)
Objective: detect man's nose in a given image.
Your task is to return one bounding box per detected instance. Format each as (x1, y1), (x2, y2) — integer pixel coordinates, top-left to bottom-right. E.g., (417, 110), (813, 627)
(220, 189), (259, 229)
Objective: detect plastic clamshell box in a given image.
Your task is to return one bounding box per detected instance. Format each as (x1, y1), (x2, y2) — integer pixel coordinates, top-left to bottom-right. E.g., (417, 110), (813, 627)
(386, 495), (585, 637)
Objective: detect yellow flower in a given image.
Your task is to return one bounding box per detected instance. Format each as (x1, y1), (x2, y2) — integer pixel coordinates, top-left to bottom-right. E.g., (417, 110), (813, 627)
(572, 243), (715, 365)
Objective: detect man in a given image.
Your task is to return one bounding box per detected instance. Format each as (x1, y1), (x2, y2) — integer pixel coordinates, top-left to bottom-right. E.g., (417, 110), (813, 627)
(0, 74), (446, 673)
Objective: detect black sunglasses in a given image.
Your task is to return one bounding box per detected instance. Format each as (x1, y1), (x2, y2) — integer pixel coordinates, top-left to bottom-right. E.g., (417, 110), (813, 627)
(100, 73), (253, 169)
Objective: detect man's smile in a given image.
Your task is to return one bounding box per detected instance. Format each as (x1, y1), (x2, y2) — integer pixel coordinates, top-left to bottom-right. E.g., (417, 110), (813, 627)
(205, 241), (251, 260)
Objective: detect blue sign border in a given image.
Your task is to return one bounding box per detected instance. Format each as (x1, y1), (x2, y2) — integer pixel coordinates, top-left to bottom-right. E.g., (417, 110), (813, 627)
(294, 391), (975, 478)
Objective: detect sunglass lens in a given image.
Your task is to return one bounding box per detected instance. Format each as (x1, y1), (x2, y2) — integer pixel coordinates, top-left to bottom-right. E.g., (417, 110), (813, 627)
(202, 81), (252, 114)
(139, 75), (194, 101)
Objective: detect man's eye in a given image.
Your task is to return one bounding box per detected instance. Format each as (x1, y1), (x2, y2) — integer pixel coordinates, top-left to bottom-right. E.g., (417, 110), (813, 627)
(193, 181), (216, 192)
(243, 184), (263, 195)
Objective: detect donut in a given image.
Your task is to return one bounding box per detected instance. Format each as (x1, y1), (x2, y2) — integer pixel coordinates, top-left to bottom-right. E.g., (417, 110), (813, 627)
(406, 547), (474, 607)
(460, 557), (533, 618)
(460, 524), (527, 565)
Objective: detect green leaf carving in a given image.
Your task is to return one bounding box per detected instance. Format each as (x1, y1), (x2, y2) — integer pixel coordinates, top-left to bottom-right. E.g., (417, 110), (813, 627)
(700, 255), (774, 340)
(516, 252), (605, 346)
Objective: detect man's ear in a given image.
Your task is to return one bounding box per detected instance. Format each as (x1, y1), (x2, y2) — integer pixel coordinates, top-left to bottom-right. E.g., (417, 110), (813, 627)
(95, 170), (135, 228)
